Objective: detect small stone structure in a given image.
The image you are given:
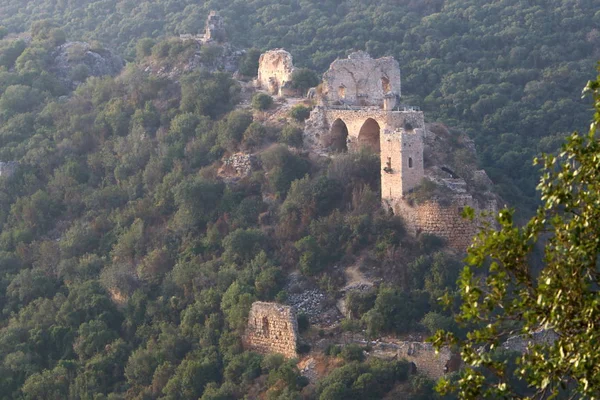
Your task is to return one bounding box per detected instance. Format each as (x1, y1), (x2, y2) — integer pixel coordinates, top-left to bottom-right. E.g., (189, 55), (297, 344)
(503, 329), (558, 353)
(256, 49), (296, 96)
(0, 161), (18, 178)
(244, 302), (299, 359)
(221, 153), (259, 177)
(395, 342), (461, 380)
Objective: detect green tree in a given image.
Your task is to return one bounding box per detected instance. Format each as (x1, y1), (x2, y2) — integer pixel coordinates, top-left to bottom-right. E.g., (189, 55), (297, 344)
(291, 68), (319, 93)
(432, 71), (600, 399)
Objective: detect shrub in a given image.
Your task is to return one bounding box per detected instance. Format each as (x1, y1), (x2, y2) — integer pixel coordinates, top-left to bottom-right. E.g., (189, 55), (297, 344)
(341, 344), (365, 362)
(289, 104), (312, 121)
(251, 93), (274, 111)
(280, 125), (303, 147)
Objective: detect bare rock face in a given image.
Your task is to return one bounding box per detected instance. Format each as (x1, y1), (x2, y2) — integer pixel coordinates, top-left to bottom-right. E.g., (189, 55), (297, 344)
(51, 42), (124, 89)
(256, 49), (295, 96)
(321, 51), (401, 107)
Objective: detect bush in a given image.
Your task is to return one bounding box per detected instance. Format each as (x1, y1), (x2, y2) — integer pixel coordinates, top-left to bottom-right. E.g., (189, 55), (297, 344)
(238, 48), (261, 77)
(291, 68), (319, 92)
(280, 125), (303, 147)
(341, 344), (365, 362)
(289, 104), (312, 121)
(252, 93), (274, 111)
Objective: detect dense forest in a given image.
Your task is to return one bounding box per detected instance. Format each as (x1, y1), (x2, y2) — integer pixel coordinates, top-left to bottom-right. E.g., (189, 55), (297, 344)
(0, 0), (598, 399)
(1, 0), (599, 210)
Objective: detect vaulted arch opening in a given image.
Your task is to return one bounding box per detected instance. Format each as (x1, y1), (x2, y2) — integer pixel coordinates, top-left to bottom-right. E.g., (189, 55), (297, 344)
(262, 316), (270, 338)
(327, 118), (349, 152)
(358, 118), (381, 153)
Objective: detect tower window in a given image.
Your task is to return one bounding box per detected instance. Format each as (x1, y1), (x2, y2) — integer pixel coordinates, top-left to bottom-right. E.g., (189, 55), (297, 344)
(381, 77), (391, 93)
(338, 85), (346, 99)
(408, 157), (413, 168)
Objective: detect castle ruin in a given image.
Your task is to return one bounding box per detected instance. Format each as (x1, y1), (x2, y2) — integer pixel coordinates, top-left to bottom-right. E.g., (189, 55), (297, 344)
(179, 11), (226, 44)
(256, 49), (296, 97)
(244, 302), (299, 359)
(304, 51), (497, 250)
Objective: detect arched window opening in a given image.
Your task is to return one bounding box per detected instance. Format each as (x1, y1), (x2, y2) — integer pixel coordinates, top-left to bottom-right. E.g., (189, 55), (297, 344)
(358, 118), (381, 153)
(338, 85), (346, 99)
(381, 77), (391, 93)
(408, 157), (413, 168)
(328, 119), (349, 152)
(262, 317), (270, 338)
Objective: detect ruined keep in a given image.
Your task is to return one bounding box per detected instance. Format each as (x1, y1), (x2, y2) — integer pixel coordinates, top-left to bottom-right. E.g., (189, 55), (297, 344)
(304, 52), (497, 250)
(321, 51), (401, 107)
(256, 49), (296, 97)
(244, 302), (299, 359)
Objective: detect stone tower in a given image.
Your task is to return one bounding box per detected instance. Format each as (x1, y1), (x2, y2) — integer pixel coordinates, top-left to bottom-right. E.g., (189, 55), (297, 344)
(380, 124), (425, 203)
(244, 302), (299, 359)
(204, 11), (226, 43)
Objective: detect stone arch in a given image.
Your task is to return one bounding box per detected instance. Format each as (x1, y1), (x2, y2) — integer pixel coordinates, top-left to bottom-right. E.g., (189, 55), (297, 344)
(327, 118), (349, 152)
(358, 118), (381, 153)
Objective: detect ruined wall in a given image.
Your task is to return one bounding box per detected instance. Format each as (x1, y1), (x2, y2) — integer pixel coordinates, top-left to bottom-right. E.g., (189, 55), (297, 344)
(396, 342), (460, 381)
(244, 302), (299, 359)
(321, 51), (401, 107)
(393, 194), (497, 250)
(257, 49), (295, 96)
(204, 11), (226, 42)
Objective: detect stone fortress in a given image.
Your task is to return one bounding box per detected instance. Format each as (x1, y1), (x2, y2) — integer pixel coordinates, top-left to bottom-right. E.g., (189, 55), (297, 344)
(300, 51), (498, 249)
(179, 10), (227, 44)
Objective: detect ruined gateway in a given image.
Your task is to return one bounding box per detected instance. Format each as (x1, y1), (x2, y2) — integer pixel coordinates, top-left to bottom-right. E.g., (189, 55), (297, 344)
(244, 302), (299, 359)
(304, 51), (497, 250)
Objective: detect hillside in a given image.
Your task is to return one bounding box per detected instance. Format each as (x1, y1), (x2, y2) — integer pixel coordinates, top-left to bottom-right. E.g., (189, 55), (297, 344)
(1, 0), (599, 211)
(0, 2), (598, 399)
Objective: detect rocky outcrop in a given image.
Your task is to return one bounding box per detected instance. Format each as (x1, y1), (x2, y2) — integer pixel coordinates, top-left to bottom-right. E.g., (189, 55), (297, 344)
(142, 41), (244, 79)
(50, 42), (124, 89)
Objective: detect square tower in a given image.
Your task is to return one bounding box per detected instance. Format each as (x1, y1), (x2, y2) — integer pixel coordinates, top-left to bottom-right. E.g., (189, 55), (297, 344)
(381, 125), (425, 203)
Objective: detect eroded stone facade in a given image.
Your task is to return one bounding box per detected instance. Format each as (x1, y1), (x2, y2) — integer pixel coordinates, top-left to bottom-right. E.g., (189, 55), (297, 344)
(321, 51), (401, 107)
(257, 49), (295, 96)
(244, 302), (299, 359)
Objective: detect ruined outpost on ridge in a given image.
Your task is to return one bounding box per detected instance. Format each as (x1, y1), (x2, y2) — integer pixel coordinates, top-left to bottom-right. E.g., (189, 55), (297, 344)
(256, 48), (498, 250)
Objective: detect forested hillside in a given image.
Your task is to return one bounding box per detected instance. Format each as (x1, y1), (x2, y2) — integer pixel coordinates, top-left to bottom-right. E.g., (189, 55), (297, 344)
(0, 0), (598, 399)
(1, 0), (599, 209)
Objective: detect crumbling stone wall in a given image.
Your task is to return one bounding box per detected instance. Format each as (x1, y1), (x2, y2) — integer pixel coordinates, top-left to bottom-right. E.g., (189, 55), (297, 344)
(396, 342), (460, 380)
(244, 302), (299, 359)
(321, 51), (401, 107)
(257, 49), (295, 96)
(204, 11), (226, 42)
(393, 194), (497, 250)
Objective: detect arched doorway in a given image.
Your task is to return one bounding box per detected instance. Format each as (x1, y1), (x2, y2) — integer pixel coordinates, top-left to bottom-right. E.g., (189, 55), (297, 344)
(358, 118), (381, 153)
(328, 119), (349, 152)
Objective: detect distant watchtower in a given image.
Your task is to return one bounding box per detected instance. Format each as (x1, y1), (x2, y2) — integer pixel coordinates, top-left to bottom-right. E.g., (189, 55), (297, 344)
(204, 11), (226, 43)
